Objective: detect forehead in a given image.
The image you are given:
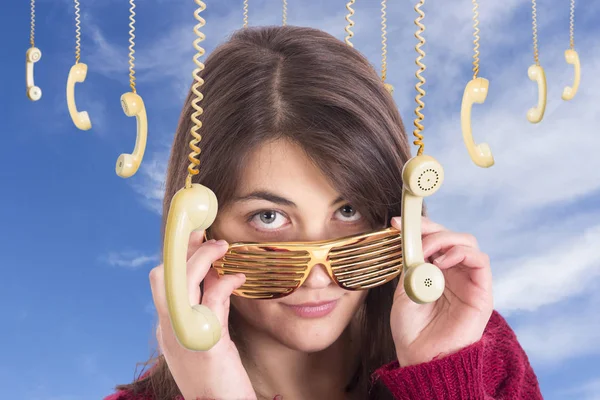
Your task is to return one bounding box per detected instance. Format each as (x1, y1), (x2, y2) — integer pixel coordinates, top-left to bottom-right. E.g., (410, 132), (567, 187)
(236, 139), (340, 203)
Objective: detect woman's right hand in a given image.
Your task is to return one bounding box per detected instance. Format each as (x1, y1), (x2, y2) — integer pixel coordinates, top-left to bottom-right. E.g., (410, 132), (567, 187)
(149, 232), (257, 400)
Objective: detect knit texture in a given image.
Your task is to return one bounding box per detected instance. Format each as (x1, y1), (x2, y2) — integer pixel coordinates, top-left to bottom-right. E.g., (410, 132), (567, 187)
(371, 311), (542, 399)
(104, 310), (542, 400)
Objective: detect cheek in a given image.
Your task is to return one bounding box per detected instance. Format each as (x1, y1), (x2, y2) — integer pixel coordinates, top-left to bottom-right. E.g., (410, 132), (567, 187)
(230, 297), (279, 326)
(345, 291), (368, 321)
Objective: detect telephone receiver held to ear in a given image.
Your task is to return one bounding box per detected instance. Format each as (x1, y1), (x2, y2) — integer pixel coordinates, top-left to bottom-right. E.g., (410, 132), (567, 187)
(401, 155), (445, 304)
(66, 63), (92, 130)
(26, 47), (42, 101)
(116, 92), (147, 178)
(562, 49), (580, 101)
(163, 183), (221, 351)
(526, 64), (547, 124)
(460, 77), (494, 168)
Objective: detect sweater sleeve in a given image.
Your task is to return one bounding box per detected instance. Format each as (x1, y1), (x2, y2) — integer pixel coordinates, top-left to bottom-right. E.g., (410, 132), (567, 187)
(370, 310), (543, 399)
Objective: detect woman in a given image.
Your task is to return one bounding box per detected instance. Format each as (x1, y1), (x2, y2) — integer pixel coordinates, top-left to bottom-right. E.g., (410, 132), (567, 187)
(105, 26), (543, 400)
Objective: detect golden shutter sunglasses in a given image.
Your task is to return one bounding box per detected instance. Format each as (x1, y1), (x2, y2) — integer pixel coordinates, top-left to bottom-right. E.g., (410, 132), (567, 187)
(208, 226), (402, 299)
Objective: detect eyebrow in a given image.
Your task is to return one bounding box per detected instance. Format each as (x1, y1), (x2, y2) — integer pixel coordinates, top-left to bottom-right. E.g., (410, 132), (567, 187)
(233, 190), (345, 208)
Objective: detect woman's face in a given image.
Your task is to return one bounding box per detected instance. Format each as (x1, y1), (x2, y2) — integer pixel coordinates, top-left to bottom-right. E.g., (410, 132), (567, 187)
(210, 139), (372, 353)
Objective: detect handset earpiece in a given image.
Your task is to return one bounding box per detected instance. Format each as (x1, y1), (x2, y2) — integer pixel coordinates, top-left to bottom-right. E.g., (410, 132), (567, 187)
(460, 77), (493, 168)
(116, 92), (147, 178)
(401, 155), (445, 304)
(163, 184), (220, 351)
(66, 63), (92, 130)
(526, 64), (547, 123)
(26, 47), (42, 101)
(562, 49), (580, 101)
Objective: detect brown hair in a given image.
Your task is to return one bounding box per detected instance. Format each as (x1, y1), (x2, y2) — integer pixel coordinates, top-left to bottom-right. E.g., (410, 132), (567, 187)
(116, 25), (416, 399)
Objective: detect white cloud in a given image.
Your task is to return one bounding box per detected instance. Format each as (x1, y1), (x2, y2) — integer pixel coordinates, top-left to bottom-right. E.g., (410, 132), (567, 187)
(513, 298), (600, 366)
(101, 251), (158, 269)
(129, 148), (169, 215)
(493, 223), (600, 313)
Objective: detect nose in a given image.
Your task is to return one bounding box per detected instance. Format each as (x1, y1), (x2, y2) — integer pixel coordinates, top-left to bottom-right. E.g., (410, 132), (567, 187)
(302, 263), (334, 289)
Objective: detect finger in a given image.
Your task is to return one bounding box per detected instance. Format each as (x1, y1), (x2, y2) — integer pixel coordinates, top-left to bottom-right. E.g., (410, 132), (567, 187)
(186, 230), (207, 261)
(428, 250), (445, 264)
(432, 245), (492, 292)
(202, 271), (246, 318)
(187, 239), (230, 305)
(149, 241), (230, 323)
(149, 264), (169, 323)
(202, 271), (246, 336)
(391, 215), (448, 236)
(433, 245), (489, 271)
(422, 231), (478, 260)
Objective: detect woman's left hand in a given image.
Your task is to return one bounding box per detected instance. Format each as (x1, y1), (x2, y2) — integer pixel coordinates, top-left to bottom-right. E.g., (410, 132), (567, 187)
(390, 216), (494, 367)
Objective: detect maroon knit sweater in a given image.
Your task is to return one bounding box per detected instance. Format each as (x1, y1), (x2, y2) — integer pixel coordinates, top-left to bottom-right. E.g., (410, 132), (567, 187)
(104, 311), (542, 399)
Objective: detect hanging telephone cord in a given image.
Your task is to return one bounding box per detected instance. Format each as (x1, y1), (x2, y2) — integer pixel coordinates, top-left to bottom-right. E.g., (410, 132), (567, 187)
(472, 0), (480, 80)
(74, 0), (82, 63)
(381, 0), (388, 82)
(345, 0), (355, 47)
(413, 0), (426, 156)
(532, 0), (539, 65)
(128, 0), (136, 93)
(283, 0), (287, 26)
(30, 0), (36, 47)
(243, 0), (248, 28)
(186, 0), (206, 189)
(569, 0), (575, 49)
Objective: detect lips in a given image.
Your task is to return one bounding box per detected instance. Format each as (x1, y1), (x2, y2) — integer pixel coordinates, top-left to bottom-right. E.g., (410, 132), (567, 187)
(282, 299), (339, 318)
(286, 300), (338, 307)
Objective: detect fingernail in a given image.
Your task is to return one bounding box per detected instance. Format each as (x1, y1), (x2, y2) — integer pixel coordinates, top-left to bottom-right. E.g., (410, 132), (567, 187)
(216, 239), (228, 246)
(206, 239), (216, 243)
(433, 254), (446, 265)
(392, 216), (401, 226)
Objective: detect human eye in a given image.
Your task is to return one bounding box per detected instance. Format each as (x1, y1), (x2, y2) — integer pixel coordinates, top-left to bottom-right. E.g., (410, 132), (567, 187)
(247, 210), (289, 232)
(334, 204), (363, 223)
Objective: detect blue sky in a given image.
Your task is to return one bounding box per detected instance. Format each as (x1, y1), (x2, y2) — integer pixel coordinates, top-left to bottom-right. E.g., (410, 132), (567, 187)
(1, 0), (599, 399)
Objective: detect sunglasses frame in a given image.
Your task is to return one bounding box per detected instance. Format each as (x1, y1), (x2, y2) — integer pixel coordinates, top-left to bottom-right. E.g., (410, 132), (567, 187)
(206, 226), (402, 299)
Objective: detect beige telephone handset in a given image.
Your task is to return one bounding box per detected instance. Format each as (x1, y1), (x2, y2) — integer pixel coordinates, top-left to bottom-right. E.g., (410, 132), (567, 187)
(460, 1), (493, 168)
(401, 156), (445, 303)
(66, 63), (92, 130)
(461, 78), (493, 168)
(562, 1), (580, 101)
(526, 65), (547, 123)
(164, 0), (223, 351)
(562, 49), (580, 101)
(116, 0), (147, 178)
(164, 184), (220, 351)
(67, 1), (91, 131)
(527, 0), (546, 124)
(401, 0), (445, 304)
(26, 48), (42, 101)
(116, 93), (147, 177)
(27, 1), (41, 101)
